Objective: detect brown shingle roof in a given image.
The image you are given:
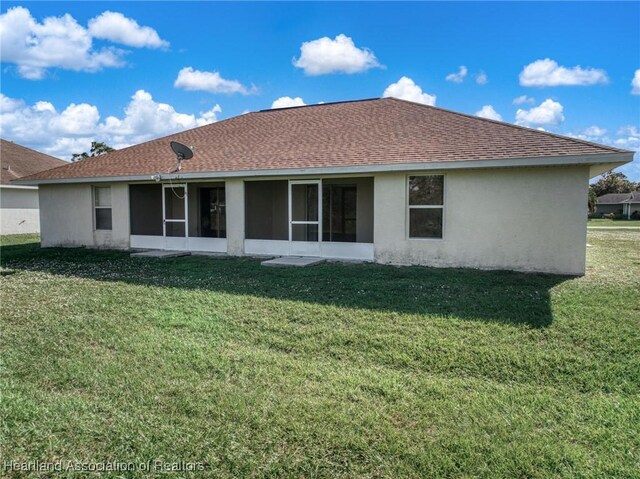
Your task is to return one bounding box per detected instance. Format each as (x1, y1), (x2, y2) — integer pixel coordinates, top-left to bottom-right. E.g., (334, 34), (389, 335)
(18, 98), (629, 182)
(1, 139), (67, 184)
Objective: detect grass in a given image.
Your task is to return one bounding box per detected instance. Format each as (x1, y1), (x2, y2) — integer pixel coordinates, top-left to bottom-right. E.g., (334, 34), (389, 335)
(1, 232), (639, 478)
(588, 218), (640, 227)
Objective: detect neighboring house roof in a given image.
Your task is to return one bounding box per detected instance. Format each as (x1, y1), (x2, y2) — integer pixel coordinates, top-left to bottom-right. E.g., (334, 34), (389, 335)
(16, 97), (631, 183)
(1, 139), (67, 185)
(596, 192), (640, 204)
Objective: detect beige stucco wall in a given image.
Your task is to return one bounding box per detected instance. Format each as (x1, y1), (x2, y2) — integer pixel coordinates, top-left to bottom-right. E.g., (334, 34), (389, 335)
(0, 187), (40, 234)
(37, 166), (590, 275)
(373, 166), (589, 275)
(39, 183), (130, 248)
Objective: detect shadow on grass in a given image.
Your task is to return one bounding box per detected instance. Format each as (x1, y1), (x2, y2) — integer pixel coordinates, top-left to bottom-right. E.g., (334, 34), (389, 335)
(0, 240), (571, 328)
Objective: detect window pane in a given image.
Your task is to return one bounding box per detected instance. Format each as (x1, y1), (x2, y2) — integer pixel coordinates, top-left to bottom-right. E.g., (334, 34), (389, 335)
(409, 208), (442, 238)
(291, 184), (318, 221)
(129, 184), (163, 236)
(409, 176), (443, 206)
(292, 223), (318, 241)
(165, 221), (186, 237)
(164, 187), (185, 220)
(95, 187), (111, 207)
(95, 208), (112, 230)
(244, 180), (288, 240)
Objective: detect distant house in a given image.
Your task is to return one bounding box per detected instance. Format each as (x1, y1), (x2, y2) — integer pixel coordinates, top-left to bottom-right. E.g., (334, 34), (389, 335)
(15, 98), (634, 275)
(595, 192), (640, 219)
(1, 140), (67, 234)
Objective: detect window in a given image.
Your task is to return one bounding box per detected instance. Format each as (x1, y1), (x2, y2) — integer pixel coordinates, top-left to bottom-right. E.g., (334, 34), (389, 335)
(94, 186), (112, 230)
(408, 175), (444, 238)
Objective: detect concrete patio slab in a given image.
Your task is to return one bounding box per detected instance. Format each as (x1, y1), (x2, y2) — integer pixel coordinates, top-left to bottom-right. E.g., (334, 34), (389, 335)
(131, 250), (191, 258)
(261, 256), (325, 267)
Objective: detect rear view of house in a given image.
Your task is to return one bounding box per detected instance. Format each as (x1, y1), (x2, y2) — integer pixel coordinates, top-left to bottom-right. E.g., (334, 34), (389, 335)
(16, 98), (633, 274)
(0, 139), (67, 234)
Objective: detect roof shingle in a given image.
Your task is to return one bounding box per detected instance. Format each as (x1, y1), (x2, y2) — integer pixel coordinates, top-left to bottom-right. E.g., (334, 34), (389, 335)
(1, 140), (67, 184)
(18, 98), (629, 182)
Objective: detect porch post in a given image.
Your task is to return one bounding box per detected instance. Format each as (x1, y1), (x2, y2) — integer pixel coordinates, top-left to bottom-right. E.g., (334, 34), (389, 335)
(225, 178), (245, 256)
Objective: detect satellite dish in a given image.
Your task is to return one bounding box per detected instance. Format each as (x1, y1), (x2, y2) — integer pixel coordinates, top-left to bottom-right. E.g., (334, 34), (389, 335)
(170, 141), (194, 160)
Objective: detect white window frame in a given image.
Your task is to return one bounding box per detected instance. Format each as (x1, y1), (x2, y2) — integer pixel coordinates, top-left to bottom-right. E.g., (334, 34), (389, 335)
(162, 183), (189, 238)
(288, 179), (322, 242)
(93, 185), (112, 231)
(406, 174), (445, 240)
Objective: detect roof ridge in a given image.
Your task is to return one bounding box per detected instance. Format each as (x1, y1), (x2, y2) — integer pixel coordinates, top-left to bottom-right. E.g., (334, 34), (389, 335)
(383, 97), (631, 155)
(258, 97), (380, 113)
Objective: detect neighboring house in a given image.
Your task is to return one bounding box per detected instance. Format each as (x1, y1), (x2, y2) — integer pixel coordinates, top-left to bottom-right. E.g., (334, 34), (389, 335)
(16, 98), (633, 275)
(1, 140), (67, 234)
(595, 192), (640, 219)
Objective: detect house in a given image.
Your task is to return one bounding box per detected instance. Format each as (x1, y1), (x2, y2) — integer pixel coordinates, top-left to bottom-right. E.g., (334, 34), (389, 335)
(1, 139), (67, 234)
(15, 98), (633, 275)
(595, 192), (640, 219)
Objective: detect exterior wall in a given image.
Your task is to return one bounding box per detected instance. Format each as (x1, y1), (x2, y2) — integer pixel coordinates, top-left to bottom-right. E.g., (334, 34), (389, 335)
(0, 187), (40, 234)
(37, 166), (591, 274)
(373, 166), (590, 275)
(39, 183), (129, 248)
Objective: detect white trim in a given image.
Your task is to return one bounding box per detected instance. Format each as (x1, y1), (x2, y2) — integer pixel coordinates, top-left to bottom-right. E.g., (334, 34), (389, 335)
(14, 152), (633, 185)
(288, 179), (322, 242)
(187, 237), (227, 253)
(130, 235), (164, 250)
(130, 235), (227, 253)
(0, 184), (38, 190)
(244, 239), (373, 261)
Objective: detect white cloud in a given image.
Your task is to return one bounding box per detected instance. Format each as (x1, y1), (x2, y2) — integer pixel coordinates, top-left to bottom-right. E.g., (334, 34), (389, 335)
(475, 105), (502, 121)
(0, 6), (167, 79)
(475, 71), (488, 85)
(174, 67), (255, 95)
(292, 34), (381, 75)
(513, 95), (535, 105)
(567, 126), (609, 143)
(618, 126), (640, 137)
(383, 77), (436, 106)
(515, 99), (565, 126)
(271, 97), (306, 109)
(582, 126), (607, 137)
(88, 11), (168, 48)
(610, 126), (640, 179)
(0, 91), (220, 158)
(519, 58), (609, 87)
(632, 69), (640, 95)
(445, 65), (467, 83)
(0, 7), (123, 79)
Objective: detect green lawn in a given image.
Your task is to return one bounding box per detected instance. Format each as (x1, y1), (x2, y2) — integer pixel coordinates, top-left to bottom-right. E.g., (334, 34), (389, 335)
(588, 218), (640, 227)
(1, 233), (639, 478)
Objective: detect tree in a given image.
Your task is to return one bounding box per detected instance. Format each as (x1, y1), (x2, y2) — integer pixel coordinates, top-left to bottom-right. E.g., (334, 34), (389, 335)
(588, 188), (597, 214)
(589, 171), (639, 198)
(71, 141), (114, 162)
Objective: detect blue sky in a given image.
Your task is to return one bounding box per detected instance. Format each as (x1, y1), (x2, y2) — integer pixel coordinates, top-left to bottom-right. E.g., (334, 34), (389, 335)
(1, 2), (639, 179)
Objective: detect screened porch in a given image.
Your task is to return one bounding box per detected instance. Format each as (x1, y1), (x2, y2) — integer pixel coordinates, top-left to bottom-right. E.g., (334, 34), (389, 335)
(244, 177), (374, 260)
(129, 182), (227, 252)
